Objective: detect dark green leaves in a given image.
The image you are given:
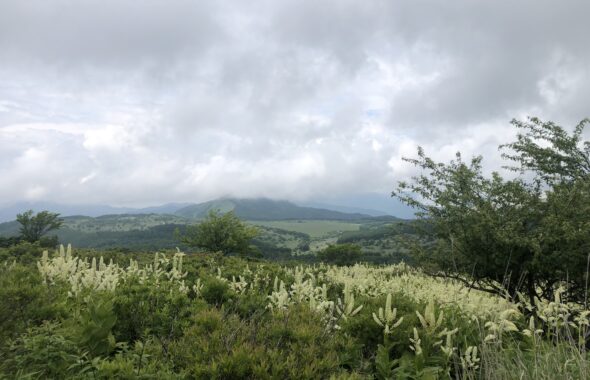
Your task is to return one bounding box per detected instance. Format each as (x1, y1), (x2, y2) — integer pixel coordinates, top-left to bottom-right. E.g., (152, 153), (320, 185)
(180, 210), (259, 256)
(16, 210), (63, 243)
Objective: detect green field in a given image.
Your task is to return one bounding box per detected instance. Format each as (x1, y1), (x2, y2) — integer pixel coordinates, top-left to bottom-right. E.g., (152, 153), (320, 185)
(249, 220), (361, 238)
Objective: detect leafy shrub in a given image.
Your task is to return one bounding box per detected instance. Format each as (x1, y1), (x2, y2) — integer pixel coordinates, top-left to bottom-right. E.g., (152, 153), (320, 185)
(112, 278), (195, 344)
(201, 277), (235, 306)
(72, 298), (118, 358)
(170, 305), (361, 379)
(318, 243), (362, 266)
(232, 292), (269, 319)
(1, 322), (81, 379)
(0, 241), (45, 264)
(0, 264), (66, 345)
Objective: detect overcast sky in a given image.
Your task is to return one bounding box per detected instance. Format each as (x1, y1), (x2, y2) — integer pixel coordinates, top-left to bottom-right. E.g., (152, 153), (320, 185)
(1, 0), (589, 211)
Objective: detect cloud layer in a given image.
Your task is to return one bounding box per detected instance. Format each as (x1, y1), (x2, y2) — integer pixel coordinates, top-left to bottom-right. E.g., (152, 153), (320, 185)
(1, 0), (589, 208)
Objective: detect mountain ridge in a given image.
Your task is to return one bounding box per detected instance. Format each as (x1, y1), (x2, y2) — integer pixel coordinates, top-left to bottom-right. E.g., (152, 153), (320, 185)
(0, 197), (402, 224)
(173, 198), (383, 221)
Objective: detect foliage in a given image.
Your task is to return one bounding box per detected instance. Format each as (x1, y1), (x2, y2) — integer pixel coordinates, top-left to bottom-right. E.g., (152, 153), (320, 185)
(180, 210), (259, 256)
(0, 263), (66, 344)
(0, 241), (45, 264)
(1, 322), (82, 379)
(501, 117), (590, 184)
(0, 235), (22, 248)
(16, 210), (64, 243)
(251, 219), (360, 238)
(318, 243), (362, 266)
(393, 117), (590, 304)
(73, 298), (118, 358)
(1, 244), (589, 379)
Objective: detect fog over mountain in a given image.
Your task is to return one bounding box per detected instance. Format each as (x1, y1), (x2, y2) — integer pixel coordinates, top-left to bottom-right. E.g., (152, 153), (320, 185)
(1, 0), (589, 208)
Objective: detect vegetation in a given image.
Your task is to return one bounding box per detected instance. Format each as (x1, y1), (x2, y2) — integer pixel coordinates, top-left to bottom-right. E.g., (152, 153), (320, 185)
(1, 118), (589, 377)
(317, 243), (362, 266)
(16, 210), (63, 243)
(393, 117), (590, 305)
(174, 198), (375, 220)
(180, 210), (260, 256)
(251, 220), (361, 238)
(0, 243), (588, 379)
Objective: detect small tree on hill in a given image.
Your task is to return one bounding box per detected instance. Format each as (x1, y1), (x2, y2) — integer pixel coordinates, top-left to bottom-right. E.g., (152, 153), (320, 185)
(16, 210), (63, 243)
(317, 243), (362, 266)
(180, 210), (259, 256)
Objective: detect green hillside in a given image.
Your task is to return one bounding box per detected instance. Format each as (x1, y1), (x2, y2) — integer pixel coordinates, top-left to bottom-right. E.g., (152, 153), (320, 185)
(251, 220), (361, 238)
(0, 202), (407, 262)
(0, 213), (190, 237)
(174, 198), (379, 220)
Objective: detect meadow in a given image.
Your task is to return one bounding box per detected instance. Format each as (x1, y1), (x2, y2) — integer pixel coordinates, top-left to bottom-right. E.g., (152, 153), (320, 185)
(1, 244), (588, 379)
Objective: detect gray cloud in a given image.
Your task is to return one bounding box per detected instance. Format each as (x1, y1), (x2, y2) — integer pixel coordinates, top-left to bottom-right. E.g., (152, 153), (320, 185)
(0, 0), (588, 211)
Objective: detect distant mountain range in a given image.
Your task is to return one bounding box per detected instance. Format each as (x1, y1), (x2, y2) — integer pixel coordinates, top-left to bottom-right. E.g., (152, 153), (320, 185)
(0, 201), (192, 223)
(0, 198), (405, 250)
(0, 197), (404, 224)
(174, 198), (387, 221)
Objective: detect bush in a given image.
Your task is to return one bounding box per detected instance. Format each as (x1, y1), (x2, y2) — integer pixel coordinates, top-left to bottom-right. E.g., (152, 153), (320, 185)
(180, 210), (259, 256)
(0, 241), (45, 264)
(317, 243), (362, 266)
(0, 264), (66, 345)
(170, 305), (361, 379)
(112, 278), (195, 344)
(1, 322), (81, 379)
(201, 277), (235, 306)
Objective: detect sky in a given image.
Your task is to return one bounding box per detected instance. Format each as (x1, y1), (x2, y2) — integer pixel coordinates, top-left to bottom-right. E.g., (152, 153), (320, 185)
(1, 0), (589, 215)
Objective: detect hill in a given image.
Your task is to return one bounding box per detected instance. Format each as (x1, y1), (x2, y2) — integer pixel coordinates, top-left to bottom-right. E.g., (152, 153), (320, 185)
(174, 198), (385, 221)
(0, 197), (404, 222)
(0, 202), (192, 222)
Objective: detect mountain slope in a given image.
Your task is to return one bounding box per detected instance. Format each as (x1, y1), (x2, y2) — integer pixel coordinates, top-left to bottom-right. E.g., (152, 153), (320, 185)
(174, 198), (377, 220)
(0, 201), (193, 222)
(0, 213), (189, 237)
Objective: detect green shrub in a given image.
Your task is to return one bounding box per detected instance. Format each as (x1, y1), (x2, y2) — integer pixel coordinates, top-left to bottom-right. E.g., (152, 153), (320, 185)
(318, 243), (362, 266)
(170, 305), (362, 379)
(231, 292), (269, 319)
(72, 298), (117, 358)
(201, 277), (235, 306)
(112, 278), (195, 344)
(0, 241), (45, 264)
(1, 322), (81, 379)
(0, 264), (66, 345)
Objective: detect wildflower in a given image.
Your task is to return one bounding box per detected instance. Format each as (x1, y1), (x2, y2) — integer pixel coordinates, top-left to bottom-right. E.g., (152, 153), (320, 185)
(461, 346), (480, 371)
(416, 300), (444, 334)
(372, 294), (404, 334)
(335, 285), (363, 321)
(409, 328), (423, 355)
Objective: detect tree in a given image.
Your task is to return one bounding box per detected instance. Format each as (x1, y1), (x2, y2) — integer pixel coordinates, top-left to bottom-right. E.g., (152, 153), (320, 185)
(16, 210), (63, 243)
(317, 243), (362, 266)
(393, 117), (590, 305)
(180, 210), (259, 256)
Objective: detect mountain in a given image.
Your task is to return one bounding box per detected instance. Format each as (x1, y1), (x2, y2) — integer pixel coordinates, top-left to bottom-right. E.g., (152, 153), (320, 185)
(0, 197), (403, 225)
(0, 201), (193, 223)
(0, 202), (131, 222)
(298, 201), (389, 217)
(174, 198), (381, 221)
(135, 203), (192, 214)
(0, 213), (190, 237)
(305, 192), (416, 219)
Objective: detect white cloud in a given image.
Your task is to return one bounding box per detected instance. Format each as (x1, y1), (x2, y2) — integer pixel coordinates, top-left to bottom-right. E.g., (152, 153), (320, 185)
(0, 0), (588, 209)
